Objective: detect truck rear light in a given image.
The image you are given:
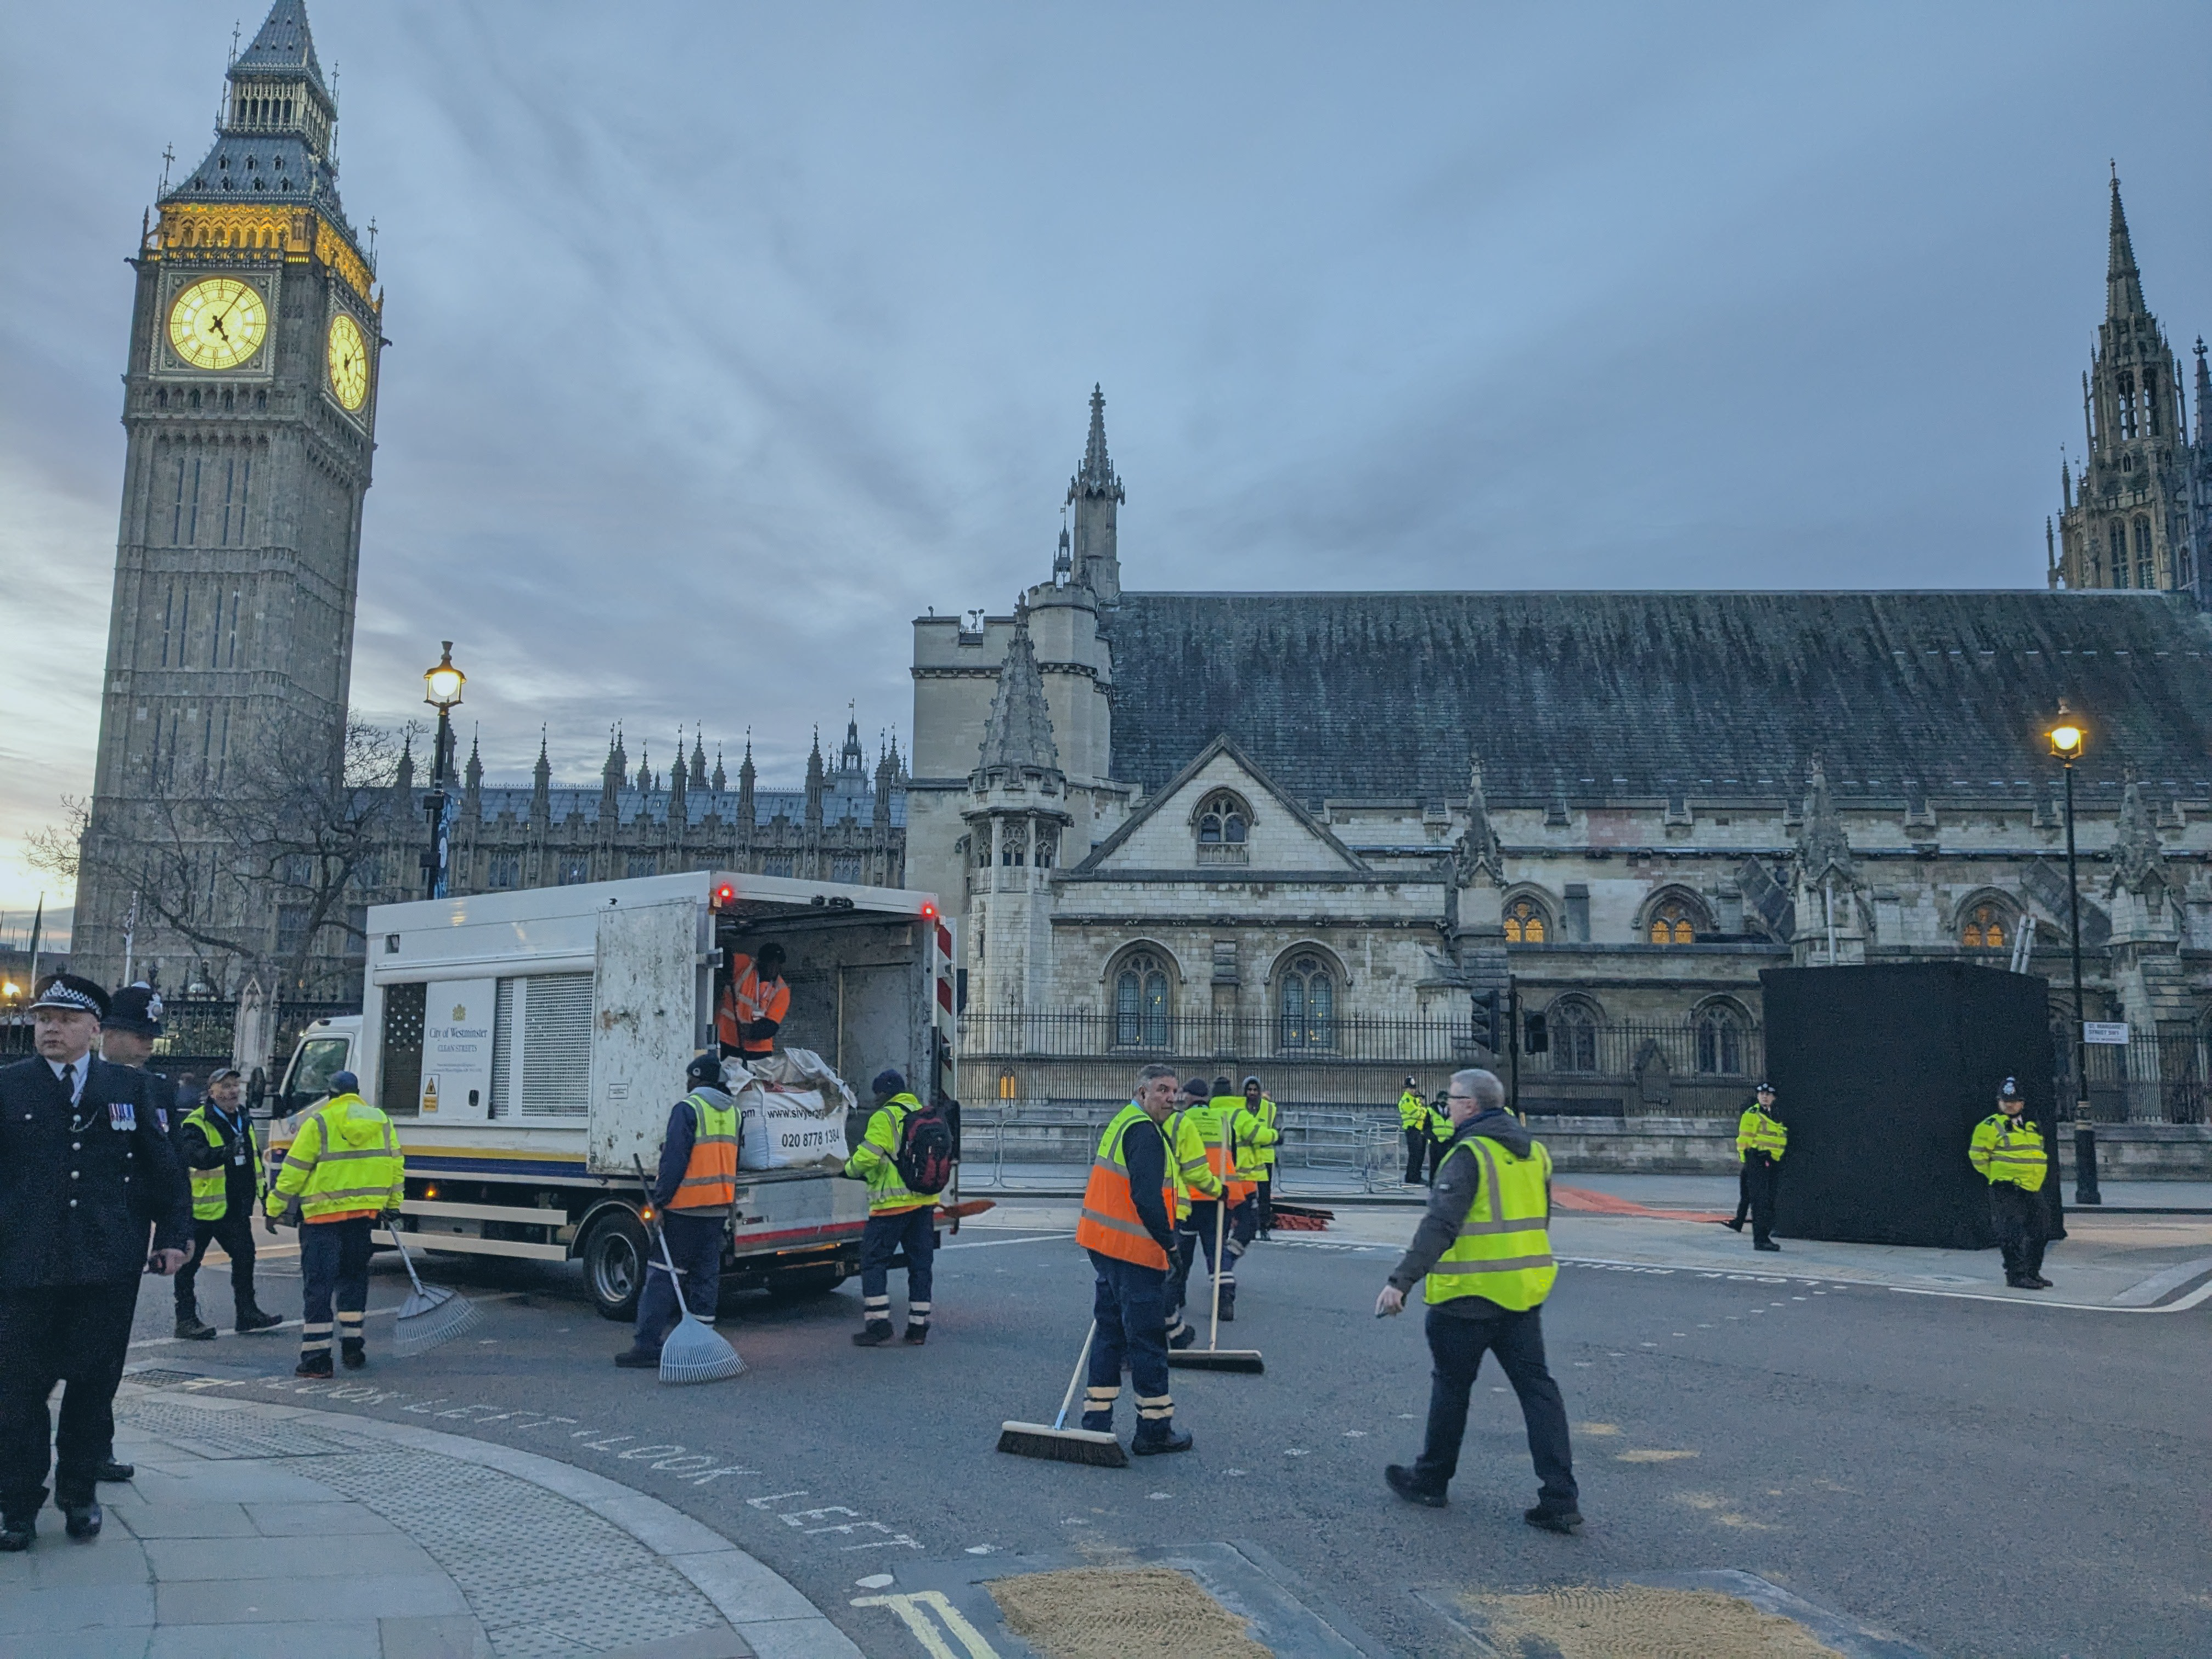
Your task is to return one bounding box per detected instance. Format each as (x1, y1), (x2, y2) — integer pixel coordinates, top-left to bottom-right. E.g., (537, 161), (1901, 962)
(919, 901), (938, 921)
(713, 883), (736, 907)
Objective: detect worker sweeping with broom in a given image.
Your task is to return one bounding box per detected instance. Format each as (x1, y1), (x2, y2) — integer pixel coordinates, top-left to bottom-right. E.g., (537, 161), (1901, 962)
(615, 1054), (738, 1372)
(1074, 1063), (1192, 1455)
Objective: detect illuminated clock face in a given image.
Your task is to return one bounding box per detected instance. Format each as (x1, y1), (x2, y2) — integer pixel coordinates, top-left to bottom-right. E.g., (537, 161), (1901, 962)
(167, 277), (268, 370)
(326, 311), (369, 411)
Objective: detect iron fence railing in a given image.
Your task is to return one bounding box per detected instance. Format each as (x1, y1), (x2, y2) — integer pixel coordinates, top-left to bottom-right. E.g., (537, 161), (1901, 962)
(2062, 1032), (2209, 1126)
(957, 1012), (1767, 1118)
(1527, 1019), (1765, 1084)
(957, 1010), (1479, 1065)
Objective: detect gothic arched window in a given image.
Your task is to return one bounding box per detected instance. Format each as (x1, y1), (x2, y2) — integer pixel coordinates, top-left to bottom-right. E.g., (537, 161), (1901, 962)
(1962, 902), (2008, 951)
(1548, 997), (1601, 1074)
(2118, 369), (2138, 439)
(1646, 896), (1703, 945)
(1195, 791), (1251, 864)
(1114, 952), (1170, 1048)
(1503, 896), (1549, 944)
(1277, 952), (1336, 1050)
(2135, 518), (2154, 589)
(1695, 1000), (1751, 1076)
(2110, 522), (2128, 588)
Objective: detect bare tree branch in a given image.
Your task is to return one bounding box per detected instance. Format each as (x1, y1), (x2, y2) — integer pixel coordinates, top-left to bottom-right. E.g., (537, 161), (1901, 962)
(55, 716), (408, 993)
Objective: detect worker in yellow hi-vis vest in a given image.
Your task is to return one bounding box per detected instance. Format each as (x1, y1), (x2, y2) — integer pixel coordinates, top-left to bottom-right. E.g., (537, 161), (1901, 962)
(1375, 1068), (1580, 1533)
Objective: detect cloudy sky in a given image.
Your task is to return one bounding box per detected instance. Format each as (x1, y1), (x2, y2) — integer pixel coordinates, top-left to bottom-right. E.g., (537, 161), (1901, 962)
(4, 1), (2209, 930)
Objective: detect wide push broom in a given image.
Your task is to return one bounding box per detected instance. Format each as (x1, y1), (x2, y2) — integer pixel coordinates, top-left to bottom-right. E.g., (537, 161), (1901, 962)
(1168, 1194), (1264, 1375)
(633, 1159), (744, 1385)
(997, 1322), (1129, 1467)
(385, 1227), (482, 1356)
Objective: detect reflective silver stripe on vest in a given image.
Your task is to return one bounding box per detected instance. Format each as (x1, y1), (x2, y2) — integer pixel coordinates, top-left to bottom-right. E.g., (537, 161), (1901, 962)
(1451, 1139), (1552, 1237)
(1426, 1253), (1558, 1275)
(305, 1185), (397, 1204)
(1078, 1207), (1159, 1244)
(313, 1147), (393, 1163)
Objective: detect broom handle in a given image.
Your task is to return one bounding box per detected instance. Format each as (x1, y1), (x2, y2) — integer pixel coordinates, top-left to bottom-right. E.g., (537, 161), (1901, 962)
(1052, 1323), (1098, 1432)
(1207, 1190), (1226, 1353)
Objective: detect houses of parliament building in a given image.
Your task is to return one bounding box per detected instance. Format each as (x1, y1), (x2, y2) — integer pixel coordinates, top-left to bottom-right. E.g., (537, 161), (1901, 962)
(65, 5), (2212, 1122)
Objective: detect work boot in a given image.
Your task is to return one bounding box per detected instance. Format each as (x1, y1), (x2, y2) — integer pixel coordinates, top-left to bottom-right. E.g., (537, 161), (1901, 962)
(1524, 1504), (1584, 1534)
(613, 1347), (661, 1369)
(1080, 1411), (1114, 1435)
(235, 1307), (284, 1334)
(851, 1322), (895, 1347)
(1385, 1465), (1447, 1508)
(1753, 1240), (1781, 1253)
(295, 1353), (334, 1379)
(94, 1461), (134, 1484)
(340, 1339), (366, 1371)
(2030, 1275), (2055, 1289)
(902, 1323), (929, 1345)
(0, 1514), (33, 1551)
(1131, 1423), (1193, 1456)
(174, 1314), (217, 1341)
(1217, 1296), (1235, 1323)
(59, 1499), (103, 1541)
(1723, 1217), (1745, 1233)
(1167, 1325), (1197, 1352)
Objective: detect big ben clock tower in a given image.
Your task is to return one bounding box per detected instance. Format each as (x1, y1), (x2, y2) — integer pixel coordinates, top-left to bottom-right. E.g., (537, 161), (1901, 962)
(75, 0), (383, 990)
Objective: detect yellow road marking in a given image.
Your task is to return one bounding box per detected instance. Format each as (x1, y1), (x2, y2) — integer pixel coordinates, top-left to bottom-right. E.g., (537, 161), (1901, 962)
(850, 1590), (1000, 1658)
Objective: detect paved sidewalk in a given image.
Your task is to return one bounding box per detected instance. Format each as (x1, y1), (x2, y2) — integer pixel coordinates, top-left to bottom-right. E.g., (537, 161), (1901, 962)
(0, 1385), (860, 1659)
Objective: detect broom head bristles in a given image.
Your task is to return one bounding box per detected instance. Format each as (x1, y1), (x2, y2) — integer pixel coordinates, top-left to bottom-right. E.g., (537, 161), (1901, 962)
(996, 1421), (1129, 1466)
(1167, 1348), (1265, 1374)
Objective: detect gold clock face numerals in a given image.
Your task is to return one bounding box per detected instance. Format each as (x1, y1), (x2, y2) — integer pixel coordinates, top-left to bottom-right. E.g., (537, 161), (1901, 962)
(168, 277), (268, 370)
(327, 311), (369, 411)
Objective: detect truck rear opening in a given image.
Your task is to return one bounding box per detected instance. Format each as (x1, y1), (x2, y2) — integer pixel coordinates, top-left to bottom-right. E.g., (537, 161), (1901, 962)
(269, 871), (956, 1321)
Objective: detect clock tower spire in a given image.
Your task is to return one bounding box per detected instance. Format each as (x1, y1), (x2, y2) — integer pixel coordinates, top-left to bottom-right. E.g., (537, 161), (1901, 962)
(74, 0), (385, 993)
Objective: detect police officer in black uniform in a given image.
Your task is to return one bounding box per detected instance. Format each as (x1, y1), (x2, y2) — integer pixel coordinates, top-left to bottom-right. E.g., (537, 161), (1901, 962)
(0, 975), (191, 1550)
(98, 982), (177, 1133)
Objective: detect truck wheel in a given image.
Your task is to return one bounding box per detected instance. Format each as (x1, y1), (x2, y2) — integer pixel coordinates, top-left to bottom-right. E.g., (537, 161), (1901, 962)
(766, 1266), (845, 1299)
(583, 1211), (649, 1322)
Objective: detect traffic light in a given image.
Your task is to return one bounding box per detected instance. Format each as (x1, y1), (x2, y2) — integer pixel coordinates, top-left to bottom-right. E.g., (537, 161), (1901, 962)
(1469, 989), (1501, 1052)
(1524, 1010), (1549, 1054)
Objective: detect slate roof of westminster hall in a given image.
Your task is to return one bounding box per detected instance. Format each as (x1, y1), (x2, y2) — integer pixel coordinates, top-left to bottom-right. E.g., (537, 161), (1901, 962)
(1100, 589), (2212, 810)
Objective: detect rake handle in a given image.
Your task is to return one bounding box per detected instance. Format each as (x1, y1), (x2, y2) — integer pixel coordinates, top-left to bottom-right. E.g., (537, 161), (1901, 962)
(1052, 1322), (1098, 1432)
(385, 1221), (431, 1299)
(633, 1155), (695, 1314)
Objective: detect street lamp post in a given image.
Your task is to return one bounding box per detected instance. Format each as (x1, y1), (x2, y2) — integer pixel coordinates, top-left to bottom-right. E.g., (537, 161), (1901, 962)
(2049, 703), (2101, 1206)
(421, 642), (466, 901)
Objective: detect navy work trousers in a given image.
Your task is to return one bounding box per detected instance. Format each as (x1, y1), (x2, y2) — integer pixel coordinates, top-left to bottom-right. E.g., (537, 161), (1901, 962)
(634, 1209), (725, 1352)
(859, 1206), (935, 1329)
(1412, 1304), (1578, 1509)
(300, 1216), (373, 1358)
(0, 1280), (140, 1514)
(1084, 1249), (1170, 1423)
(175, 1211), (259, 1320)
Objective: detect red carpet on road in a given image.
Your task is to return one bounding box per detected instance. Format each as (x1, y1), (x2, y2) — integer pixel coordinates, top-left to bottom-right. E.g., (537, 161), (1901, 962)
(1553, 1184), (1731, 1222)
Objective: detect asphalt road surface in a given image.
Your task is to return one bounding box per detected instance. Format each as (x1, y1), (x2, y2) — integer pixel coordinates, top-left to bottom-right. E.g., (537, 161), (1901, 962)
(128, 1217), (2211, 1657)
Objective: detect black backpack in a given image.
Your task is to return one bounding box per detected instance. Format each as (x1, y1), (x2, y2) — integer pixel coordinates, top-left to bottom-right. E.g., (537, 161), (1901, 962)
(894, 1098), (956, 1197)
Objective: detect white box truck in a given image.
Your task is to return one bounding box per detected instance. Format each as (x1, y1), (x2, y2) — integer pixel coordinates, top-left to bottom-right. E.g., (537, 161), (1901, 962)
(267, 871), (956, 1321)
